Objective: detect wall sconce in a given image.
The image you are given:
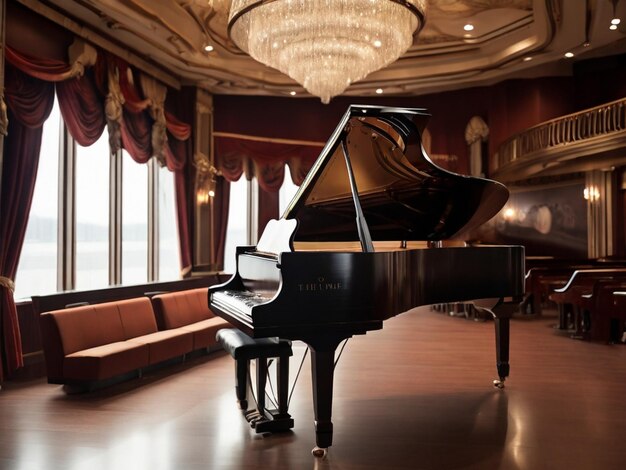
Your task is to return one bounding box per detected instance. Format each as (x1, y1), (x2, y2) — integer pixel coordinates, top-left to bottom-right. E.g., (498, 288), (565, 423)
(195, 153), (220, 205)
(610, 0), (622, 30)
(583, 186), (600, 201)
(502, 207), (516, 221)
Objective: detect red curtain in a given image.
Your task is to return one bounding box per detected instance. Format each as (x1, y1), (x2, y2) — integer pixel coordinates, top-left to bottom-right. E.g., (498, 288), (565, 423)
(165, 87), (195, 276)
(5, 46), (73, 80)
(166, 110), (192, 141)
(114, 59), (153, 164)
(0, 65), (55, 381)
(211, 178), (230, 271)
(258, 188), (279, 239)
(56, 71), (106, 146)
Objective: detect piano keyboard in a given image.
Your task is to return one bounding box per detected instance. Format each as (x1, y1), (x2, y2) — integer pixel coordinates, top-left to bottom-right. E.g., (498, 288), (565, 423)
(211, 289), (275, 316)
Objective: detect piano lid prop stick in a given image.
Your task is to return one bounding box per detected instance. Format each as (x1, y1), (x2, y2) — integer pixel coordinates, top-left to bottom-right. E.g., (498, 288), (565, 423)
(341, 138), (375, 253)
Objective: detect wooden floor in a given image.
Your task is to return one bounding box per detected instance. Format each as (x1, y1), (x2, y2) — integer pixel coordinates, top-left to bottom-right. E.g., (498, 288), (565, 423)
(2, 307), (626, 470)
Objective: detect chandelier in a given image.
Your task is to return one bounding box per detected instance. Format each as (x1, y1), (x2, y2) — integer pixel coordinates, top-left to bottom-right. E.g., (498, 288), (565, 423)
(228, 0), (426, 104)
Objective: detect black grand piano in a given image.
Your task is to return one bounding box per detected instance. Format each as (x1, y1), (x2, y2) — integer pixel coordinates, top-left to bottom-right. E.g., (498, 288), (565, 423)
(209, 105), (525, 455)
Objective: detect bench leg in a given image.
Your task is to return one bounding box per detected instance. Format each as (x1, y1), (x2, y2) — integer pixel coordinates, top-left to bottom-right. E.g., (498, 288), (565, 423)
(277, 356), (289, 417)
(251, 355), (295, 434)
(235, 359), (249, 411)
(255, 358), (268, 416)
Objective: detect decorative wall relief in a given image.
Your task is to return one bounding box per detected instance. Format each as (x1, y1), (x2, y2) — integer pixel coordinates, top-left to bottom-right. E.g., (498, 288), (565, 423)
(472, 179), (588, 258)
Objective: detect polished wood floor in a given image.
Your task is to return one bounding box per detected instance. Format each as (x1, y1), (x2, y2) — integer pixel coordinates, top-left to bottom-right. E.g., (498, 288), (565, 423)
(2, 307), (626, 470)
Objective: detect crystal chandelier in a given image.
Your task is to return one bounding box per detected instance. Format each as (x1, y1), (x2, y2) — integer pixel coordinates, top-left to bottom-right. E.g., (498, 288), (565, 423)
(228, 0), (426, 104)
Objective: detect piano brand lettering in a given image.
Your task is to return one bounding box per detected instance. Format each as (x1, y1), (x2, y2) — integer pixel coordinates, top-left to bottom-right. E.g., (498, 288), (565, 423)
(298, 277), (345, 292)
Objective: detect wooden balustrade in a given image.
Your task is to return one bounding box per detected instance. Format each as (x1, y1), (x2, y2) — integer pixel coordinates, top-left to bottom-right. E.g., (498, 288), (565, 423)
(494, 98), (626, 175)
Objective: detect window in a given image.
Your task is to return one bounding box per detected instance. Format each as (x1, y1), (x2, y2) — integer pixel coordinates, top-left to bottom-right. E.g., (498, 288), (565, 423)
(14, 99), (61, 300)
(14, 94), (183, 298)
(75, 129), (111, 290)
(158, 165), (180, 280)
(222, 170), (297, 274)
(223, 177), (258, 274)
(122, 150), (148, 285)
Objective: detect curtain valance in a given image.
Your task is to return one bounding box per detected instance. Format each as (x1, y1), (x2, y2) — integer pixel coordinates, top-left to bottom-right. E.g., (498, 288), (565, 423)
(5, 43), (192, 168)
(214, 133), (322, 192)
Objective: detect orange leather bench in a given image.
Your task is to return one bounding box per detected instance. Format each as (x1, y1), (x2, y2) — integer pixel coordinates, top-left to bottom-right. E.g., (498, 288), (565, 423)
(39, 297), (193, 385)
(39, 288), (230, 391)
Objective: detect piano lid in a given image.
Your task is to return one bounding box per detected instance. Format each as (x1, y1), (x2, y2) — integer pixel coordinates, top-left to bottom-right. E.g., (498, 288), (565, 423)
(282, 105), (509, 243)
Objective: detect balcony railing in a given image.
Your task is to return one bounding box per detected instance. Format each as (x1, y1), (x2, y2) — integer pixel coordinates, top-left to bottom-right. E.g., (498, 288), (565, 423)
(493, 97), (626, 174)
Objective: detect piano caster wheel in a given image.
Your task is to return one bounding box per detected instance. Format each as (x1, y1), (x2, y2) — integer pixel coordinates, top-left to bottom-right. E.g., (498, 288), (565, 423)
(493, 378), (505, 389)
(312, 446), (327, 458)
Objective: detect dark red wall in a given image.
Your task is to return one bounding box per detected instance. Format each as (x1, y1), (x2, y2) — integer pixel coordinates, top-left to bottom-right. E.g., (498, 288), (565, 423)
(6, 1), (73, 60)
(214, 53), (626, 175)
(214, 76), (578, 175)
(573, 53), (626, 109)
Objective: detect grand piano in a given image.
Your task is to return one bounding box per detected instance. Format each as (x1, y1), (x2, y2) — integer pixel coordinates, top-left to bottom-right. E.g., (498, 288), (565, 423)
(209, 105), (525, 455)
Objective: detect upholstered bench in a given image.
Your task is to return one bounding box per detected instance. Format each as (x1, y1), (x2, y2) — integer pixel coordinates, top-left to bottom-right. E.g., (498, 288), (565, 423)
(216, 328), (294, 433)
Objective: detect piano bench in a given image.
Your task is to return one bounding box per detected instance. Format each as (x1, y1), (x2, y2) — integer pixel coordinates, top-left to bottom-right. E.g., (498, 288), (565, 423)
(217, 328), (293, 361)
(216, 328), (294, 434)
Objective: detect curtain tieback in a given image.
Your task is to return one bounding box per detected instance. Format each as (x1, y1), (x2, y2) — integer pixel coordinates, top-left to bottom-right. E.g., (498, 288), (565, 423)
(0, 276), (15, 292)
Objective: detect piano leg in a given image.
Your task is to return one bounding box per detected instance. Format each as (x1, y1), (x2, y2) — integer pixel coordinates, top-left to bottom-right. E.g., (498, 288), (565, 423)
(491, 300), (515, 389)
(306, 335), (348, 458)
(493, 316), (510, 388)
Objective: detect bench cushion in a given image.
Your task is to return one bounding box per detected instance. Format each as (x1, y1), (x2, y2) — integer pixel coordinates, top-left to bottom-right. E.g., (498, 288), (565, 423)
(152, 288), (213, 329)
(53, 303), (126, 355)
(128, 330), (193, 365)
(180, 317), (231, 350)
(64, 341), (150, 381)
(216, 328), (293, 361)
(117, 297), (159, 338)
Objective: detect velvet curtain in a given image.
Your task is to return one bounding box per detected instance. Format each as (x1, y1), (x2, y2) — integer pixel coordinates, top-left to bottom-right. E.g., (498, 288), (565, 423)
(112, 58), (193, 273)
(0, 45), (192, 379)
(0, 65), (55, 381)
(56, 72), (106, 146)
(211, 178), (230, 271)
(165, 86), (195, 275)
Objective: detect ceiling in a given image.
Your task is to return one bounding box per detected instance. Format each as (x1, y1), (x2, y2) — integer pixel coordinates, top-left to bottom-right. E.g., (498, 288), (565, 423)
(21, 0), (626, 100)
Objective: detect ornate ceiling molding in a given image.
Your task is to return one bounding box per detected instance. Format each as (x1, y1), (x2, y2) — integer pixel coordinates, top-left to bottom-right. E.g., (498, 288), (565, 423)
(21, 0), (626, 99)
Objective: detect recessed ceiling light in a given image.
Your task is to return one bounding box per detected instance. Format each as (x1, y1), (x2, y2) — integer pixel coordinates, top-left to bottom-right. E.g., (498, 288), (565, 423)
(463, 24), (474, 31)
(523, 56), (533, 62)
(375, 88), (383, 94)
(564, 52), (574, 58)
(204, 45), (214, 52)
(611, 18), (621, 25)
(289, 91), (296, 96)
(610, 24), (618, 30)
